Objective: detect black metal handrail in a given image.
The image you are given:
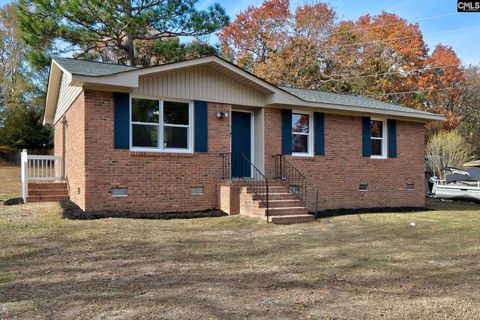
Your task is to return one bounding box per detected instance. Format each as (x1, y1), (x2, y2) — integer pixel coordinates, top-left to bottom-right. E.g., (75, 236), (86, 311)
(240, 154), (270, 222)
(220, 152), (231, 180)
(273, 154), (319, 218)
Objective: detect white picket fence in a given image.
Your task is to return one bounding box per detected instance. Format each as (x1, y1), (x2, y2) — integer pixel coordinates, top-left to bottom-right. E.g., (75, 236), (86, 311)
(21, 149), (63, 202)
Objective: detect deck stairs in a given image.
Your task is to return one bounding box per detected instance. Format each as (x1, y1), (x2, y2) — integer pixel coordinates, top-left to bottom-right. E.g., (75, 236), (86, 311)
(27, 182), (69, 203)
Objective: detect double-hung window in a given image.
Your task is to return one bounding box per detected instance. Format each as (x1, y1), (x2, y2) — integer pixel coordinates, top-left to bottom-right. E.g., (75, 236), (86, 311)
(130, 97), (192, 152)
(370, 119), (386, 158)
(292, 112), (313, 156)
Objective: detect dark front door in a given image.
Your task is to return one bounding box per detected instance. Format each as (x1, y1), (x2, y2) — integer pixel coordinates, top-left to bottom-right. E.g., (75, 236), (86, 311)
(231, 111), (252, 178)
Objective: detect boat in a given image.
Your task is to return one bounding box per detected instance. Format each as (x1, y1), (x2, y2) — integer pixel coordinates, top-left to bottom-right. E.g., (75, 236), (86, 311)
(429, 167), (480, 203)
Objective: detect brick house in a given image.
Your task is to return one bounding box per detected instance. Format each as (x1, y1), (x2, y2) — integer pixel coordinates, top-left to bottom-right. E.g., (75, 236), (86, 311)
(42, 56), (442, 223)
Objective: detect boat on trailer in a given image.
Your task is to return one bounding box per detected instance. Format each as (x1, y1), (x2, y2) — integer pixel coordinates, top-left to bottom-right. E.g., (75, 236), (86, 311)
(430, 167), (480, 203)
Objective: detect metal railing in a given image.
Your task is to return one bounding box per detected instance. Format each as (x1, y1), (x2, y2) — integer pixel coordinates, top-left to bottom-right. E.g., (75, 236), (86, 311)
(20, 149), (64, 202)
(220, 152), (231, 180)
(273, 154), (319, 217)
(240, 154), (270, 222)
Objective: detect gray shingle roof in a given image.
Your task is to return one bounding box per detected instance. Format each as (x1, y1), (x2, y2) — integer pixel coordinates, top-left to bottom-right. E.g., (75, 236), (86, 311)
(53, 56), (137, 76)
(51, 56), (436, 118)
(280, 86), (433, 116)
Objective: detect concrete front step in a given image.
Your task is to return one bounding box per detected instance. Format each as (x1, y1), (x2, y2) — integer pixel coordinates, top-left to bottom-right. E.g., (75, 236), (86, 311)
(270, 214), (316, 224)
(267, 207), (309, 216)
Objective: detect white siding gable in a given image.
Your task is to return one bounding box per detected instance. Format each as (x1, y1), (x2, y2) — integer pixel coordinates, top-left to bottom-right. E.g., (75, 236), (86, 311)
(53, 72), (82, 124)
(133, 66), (267, 106)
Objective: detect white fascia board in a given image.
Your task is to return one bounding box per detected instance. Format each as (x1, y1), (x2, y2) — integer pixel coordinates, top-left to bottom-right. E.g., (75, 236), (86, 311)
(267, 101), (445, 122)
(71, 73), (139, 88)
(43, 62), (64, 125)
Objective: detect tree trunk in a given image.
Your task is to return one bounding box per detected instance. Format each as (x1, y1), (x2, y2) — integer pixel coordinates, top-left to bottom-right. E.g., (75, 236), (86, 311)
(125, 34), (135, 66)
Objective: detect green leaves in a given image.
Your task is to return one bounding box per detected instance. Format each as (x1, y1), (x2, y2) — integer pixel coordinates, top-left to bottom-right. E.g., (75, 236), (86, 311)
(17, 0), (229, 66)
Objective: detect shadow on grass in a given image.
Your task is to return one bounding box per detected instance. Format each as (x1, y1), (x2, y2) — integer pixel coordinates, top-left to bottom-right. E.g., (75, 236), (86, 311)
(316, 206), (431, 219)
(316, 198), (480, 218)
(60, 200), (228, 220)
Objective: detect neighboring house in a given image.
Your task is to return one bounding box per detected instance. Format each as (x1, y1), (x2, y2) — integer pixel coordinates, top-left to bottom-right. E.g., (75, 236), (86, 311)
(42, 56), (443, 223)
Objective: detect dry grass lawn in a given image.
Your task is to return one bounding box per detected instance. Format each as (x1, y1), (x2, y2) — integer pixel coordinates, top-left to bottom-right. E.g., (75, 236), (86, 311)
(1, 166), (480, 319)
(0, 164), (20, 200)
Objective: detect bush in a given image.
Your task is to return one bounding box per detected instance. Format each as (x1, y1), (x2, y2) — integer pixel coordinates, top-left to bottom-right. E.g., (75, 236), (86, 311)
(0, 145), (17, 154)
(426, 130), (473, 180)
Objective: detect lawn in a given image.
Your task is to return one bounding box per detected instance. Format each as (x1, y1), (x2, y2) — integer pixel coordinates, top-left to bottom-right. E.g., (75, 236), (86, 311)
(0, 164), (20, 200)
(1, 168), (480, 319)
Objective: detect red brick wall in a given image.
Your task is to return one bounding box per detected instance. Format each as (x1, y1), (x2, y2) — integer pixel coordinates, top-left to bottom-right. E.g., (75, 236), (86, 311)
(264, 108), (426, 210)
(82, 90), (231, 213)
(54, 92), (86, 209)
(57, 89), (426, 213)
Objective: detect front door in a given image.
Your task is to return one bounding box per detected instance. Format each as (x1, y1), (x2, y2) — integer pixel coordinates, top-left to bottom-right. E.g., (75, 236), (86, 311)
(231, 111), (252, 178)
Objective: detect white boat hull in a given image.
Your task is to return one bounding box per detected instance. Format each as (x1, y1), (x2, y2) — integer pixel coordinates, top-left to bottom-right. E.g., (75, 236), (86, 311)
(432, 184), (480, 203)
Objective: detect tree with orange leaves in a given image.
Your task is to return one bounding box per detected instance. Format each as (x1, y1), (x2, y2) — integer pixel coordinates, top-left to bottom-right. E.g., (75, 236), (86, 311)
(419, 44), (466, 113)
(219, 0), (336, 87)
(219, 0), (290, 70)
(326, 12), (428, 109)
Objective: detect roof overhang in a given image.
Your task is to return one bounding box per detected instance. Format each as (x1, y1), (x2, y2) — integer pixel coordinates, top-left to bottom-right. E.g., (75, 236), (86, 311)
(43, 61), (65, 124)
(44, 55), (445, 124)
(266, 101), (445, 122)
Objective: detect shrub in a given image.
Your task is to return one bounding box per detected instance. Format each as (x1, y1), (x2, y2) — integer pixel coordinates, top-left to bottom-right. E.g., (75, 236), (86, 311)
(426, 130), (473, 180)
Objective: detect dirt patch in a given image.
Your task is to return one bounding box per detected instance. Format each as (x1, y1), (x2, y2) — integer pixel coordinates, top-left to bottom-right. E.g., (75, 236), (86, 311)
(60, 200), (228, 220)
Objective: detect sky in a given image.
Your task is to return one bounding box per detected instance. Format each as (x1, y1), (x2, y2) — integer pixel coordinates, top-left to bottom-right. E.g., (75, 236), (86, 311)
(198, 0), (480, 65)
(1, 0), (478, 65)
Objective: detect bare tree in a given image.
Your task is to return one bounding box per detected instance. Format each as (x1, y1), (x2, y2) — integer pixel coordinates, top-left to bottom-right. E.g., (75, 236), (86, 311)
(426, 130), (473, 180)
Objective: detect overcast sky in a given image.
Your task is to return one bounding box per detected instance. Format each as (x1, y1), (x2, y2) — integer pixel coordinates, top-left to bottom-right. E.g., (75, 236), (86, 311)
(1, 0), (478, 65)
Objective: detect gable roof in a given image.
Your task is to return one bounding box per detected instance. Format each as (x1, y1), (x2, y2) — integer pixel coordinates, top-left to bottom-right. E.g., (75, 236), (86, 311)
(52, 56), (137, 76)
(45, 55), (444, 124)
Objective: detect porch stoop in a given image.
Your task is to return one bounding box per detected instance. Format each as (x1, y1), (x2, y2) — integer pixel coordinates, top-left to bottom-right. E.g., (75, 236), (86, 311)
(27, 182), (69, 202)
(239, 184), (315, 224)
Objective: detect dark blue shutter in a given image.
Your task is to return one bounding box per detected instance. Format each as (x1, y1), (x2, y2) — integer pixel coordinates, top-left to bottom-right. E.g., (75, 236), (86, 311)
(113, 92), (130, 149)
(362, 117), (371, 157)
(281, 109), (292, 155)
(387, 119), (397, 158)
(314, 112), (325, 156)
(194, 100), (208, 152)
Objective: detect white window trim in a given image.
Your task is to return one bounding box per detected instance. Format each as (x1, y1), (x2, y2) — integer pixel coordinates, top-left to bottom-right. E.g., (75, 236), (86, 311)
(130, 95), (194, 153)
(370, 118), (387, 159)
(292, 110), (314, 157)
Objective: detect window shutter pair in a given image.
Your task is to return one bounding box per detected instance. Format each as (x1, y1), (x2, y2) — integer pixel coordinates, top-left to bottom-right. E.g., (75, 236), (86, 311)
(361, 117), (397, 158)
(281, 109), (324, 156)
(113, 92), (208, 152)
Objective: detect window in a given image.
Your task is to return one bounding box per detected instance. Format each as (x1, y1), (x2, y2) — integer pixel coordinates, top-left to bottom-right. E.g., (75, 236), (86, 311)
(111, 187), (128, 197)
(370, 119), (386, 158)
(292, 112), (312, 156)
(359, 184), (368, 191)
(130, 97), (192, 152)
(191, 187), (204, 196)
